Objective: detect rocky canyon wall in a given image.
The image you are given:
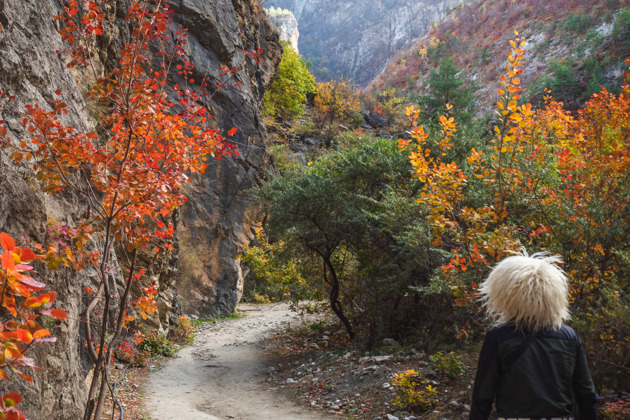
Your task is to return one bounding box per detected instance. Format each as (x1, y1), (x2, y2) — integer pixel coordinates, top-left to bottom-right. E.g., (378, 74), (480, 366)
(0, 0), (279, 417)
(265, 0), (463, 85)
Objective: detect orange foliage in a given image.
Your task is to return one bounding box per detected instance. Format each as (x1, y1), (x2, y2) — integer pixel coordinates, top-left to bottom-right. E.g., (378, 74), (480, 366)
(400, 31), (630, 379)
(313, 78), (361, 127)
(399, 33), (530, 304)
(0, 233), (66, 419)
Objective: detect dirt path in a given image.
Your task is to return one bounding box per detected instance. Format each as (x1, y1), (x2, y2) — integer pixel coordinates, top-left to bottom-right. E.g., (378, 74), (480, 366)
(145, 303), (332, 420)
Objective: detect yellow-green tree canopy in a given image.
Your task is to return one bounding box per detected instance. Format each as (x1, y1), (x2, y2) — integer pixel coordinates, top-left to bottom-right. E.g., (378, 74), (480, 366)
(313, 78), (361, 126)
(263, 41), (316, 119)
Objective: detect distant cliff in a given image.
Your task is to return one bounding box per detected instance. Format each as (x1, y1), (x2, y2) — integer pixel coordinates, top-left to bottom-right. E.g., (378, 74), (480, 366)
(265, 0), (463, 85)
(267, 7), (300, 52)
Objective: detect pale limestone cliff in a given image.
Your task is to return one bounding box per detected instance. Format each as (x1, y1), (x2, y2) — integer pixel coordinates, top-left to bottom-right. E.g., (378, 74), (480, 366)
(266, 7), (300, 52)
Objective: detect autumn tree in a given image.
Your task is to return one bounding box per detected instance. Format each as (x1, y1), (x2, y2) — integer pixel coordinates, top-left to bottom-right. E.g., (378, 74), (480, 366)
(262, 41), (316, 119)
(401, 32), (630, 387)
(313, 78), (361, 130)
(518, 87), (630, 387)
(1, 1), (256, 418)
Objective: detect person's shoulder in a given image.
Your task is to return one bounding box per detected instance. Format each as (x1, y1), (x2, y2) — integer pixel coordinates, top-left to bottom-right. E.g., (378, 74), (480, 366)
(540, 324), (580, 341)
(486, 323), (523, 342)
(488, 323), (515, 334)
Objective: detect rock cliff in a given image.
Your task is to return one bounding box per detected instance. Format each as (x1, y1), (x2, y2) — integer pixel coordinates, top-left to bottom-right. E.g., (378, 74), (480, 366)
(265, 0), (463, 85)
(266, 7), (300, 52)
(0, 0), (279, 417)
(171, 0), (280, 318)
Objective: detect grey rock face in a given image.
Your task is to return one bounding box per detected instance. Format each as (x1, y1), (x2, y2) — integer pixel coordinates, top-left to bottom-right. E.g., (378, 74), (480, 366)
(267, 0), (463, 86)
(0, 0), (93, 417)
(0, 0), (279, 416)
(171, 0), (281, 317)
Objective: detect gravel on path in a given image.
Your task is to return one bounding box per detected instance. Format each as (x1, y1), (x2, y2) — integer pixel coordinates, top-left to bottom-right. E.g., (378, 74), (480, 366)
(145, 303), (333, 420)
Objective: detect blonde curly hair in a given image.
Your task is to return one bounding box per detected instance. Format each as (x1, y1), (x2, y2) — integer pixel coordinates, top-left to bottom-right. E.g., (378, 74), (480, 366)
(479, 251), (570, 331)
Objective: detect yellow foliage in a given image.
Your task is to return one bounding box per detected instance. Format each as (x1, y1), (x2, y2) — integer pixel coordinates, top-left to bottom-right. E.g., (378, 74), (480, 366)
(313, 78), (361, 126)
(391, 369), (438, 411)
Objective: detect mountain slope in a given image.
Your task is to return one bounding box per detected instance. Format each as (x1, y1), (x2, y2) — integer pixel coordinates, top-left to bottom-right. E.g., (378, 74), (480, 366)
(265, 0), (464, 86)
(368, 0), (630, 115)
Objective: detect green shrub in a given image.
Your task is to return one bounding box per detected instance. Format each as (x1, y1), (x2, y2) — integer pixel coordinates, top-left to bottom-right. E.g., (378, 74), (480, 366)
(137, 330), (176, 357)
(429, 351), (466, 379)
(350, 112), (364, 128)
(612, 9), (630, 42)
(565, 13), (595, 34)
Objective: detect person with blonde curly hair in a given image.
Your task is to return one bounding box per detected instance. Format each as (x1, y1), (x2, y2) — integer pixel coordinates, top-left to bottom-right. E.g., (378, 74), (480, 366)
(470, 251), (598, 420)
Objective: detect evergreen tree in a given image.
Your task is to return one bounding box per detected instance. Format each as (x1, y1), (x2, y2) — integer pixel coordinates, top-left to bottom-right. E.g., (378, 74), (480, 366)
(418, 57), (475, 121)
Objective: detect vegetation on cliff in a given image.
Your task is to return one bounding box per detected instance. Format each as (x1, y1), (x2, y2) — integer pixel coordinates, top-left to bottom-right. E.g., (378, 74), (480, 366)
(263, 41), (316, 118)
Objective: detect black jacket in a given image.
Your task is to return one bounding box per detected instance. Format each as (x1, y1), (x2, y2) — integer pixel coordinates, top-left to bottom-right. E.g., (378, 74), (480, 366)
(470, 324), (598, 420)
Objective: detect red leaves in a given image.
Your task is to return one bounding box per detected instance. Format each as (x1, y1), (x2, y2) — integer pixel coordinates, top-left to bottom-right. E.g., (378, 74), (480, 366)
(16, 329), (33, 344)
(0, 392), (27, 420)
(18, 248), (37, 262)
(2, 393), (22, 407)
(1, 253), (15, 271)
(50, 309), (68, 320)
(227, 127), (237, 136)
(0, 232), (63, 403)
(1, 232), (15, 252)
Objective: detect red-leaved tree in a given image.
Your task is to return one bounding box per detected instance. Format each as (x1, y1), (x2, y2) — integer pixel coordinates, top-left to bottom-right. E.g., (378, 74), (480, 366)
(0, 1), (259, 418)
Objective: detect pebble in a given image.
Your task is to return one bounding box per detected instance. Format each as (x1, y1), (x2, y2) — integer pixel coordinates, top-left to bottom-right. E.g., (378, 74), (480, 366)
(266, 366), (275, 374)
(386, 414), (399, 420)
(382, 382), (391, 389)
(359, 355), (393, 363)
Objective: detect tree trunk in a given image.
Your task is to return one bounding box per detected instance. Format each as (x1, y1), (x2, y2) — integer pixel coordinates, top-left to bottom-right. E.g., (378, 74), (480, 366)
(323, 256), (355, 339)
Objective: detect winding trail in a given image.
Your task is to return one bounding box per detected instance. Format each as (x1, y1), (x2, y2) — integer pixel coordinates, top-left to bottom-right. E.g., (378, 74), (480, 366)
(145, 303), (331, 420)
